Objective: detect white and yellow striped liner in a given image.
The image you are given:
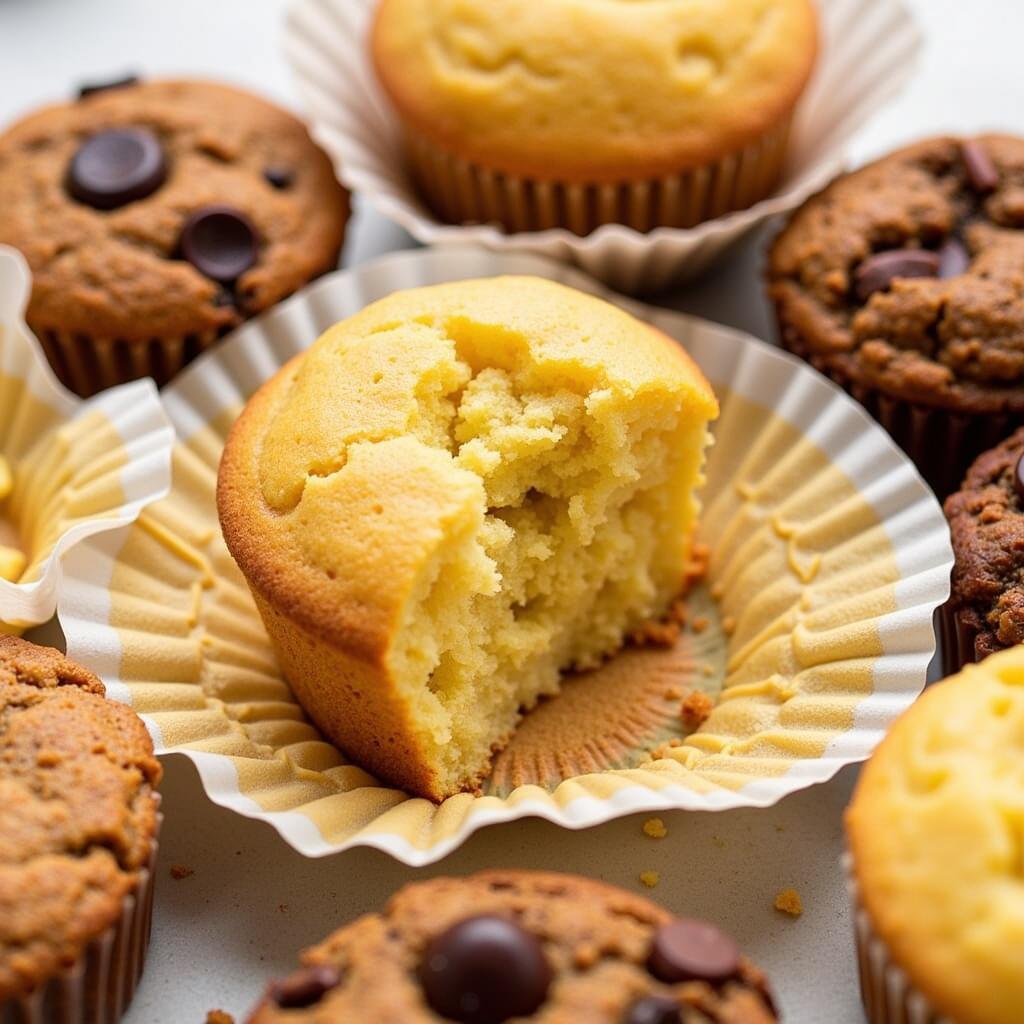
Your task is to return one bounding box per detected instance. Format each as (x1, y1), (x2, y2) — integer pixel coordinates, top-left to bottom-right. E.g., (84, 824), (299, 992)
(0, 246), (174, 630)
(58, 250), (952, 865)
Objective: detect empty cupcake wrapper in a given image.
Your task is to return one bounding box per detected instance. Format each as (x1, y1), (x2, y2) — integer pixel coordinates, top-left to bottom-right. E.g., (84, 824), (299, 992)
(0, 810), (161, 1024)
(844, 853), (951, 1024)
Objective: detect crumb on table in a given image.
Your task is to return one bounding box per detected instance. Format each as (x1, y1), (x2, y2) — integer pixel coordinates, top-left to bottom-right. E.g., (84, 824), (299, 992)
(690, 615), (710, 635)
(663, 685), (685, 701)
(774, 888), (803, 917)
(681, 690), (714, 729)
(206, 1012), (234, 1024)
(639, 870), (660, 888)
(642, 817), (668, 839)
(169, 864), (194, 880)
(721, 615), (736, 635)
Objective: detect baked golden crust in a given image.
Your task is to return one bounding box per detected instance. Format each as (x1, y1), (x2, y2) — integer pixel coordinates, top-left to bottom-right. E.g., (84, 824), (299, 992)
(371, 0), (818, 183)
(0, 637), (161, 1001)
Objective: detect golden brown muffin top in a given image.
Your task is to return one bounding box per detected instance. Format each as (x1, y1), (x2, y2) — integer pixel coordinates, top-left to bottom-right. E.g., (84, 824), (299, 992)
(0, 637), (161, 1001)
(0, 79), (348, 343)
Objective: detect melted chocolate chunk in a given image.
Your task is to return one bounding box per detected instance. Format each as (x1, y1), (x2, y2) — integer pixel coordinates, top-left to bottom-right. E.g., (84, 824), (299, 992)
(178, 205), (259, 284)
(854, 248), (940, 302)
(66, 128), (166, 210)
(623, 995), (682, 1024)
(77, 74), (140, 100)
(269, 964), (342, 1009)
(961, 140), (1000, 194)
(647, 919), (741, 986)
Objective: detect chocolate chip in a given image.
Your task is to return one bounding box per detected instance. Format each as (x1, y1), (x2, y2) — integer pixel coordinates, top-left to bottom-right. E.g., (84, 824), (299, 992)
(263, 166), (294, 190)
(623, 995), (682, 1024)
(938, 238), (970, 279)
(647, 919), (741, 986)
(66, 128), (167, 211)
(1014, 451), (1024, 505)
(77, 74), (140, 100)
(178, 205), (259, 284)
(417, 916), (552, 1024)
(961, 140), (1000, 194)
(854, 249), (941, 302)
(268, 964), (342, 1009)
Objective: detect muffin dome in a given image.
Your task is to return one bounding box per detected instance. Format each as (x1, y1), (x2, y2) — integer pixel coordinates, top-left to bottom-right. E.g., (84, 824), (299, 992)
(218, 276), (718, 800)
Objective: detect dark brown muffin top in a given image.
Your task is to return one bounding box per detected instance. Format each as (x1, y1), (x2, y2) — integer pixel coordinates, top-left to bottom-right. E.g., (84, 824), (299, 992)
(0, 79), (348, 345)
(768, 135), (1024, 413)
(0, 637), (161, 1001)
(944, 427), (1024, 660)
(247, 870), (777, 1023)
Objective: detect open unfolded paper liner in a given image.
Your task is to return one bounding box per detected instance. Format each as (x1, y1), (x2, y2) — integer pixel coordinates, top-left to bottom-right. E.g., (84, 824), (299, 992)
(284, 0), (921, 294)
(58, 249), (951, 865)
(0, 246), (173, 630)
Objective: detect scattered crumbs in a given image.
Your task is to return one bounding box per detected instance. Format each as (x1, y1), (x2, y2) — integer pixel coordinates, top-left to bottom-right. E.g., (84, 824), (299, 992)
(631, 619), (681, 648)
(721, 615), (736, 636)
(775, 825), (785, 833)
(690, 615), (710, 635)
(649, 738), (684, 760)
(710, 581), (725, 600)
(681, 691), (714, 730)
(701, 663), (715, 677)
(206, 1012), (234, 1024)
(663, 686), (685, 701)
(668, 599), (688, 626)
(639, 871), (660, 888)
(685, 542), (710, 587)
(169, 865), (194, 880)
(774, 889), (803, 917)
(278, 903), (289, 913)
(643, 817), (668, 839)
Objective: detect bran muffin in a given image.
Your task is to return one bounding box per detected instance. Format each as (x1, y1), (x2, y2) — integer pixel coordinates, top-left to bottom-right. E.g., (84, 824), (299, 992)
(247, 871), (778, 1023)
(0, 636), (161, 1022)
(217, 276), (718, 801)
(371, 0), (818, 235)
(768, 135), (1024, 497)
(942, 426), (1024, 672)
(846, 647), (1024, 1024)
(0, 78), (349, 396)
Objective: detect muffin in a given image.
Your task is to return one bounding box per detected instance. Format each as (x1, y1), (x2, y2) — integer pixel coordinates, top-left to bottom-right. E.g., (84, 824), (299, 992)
(0, 636), (162, 1023)
(246, 870), (778, 1023)
(846, 647), (1024, 1024)
(371, 0), (818, 235)
(217, 276), (719, 801)
(941, 426), (1024, 673)
(0, 77), (349, 396)
(768, 134), (1024, 497)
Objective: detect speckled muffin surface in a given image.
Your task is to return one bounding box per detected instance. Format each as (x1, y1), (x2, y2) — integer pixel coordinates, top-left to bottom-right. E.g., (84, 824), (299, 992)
(0, 636), (161, 1002)
(0, 79), (348, 392)
(944, 426), (1024, 663)
(247, 871), (777, 1023)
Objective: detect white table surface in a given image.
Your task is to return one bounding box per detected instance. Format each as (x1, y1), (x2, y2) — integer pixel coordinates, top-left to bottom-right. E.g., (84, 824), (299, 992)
(2, 2), (1017, 1021)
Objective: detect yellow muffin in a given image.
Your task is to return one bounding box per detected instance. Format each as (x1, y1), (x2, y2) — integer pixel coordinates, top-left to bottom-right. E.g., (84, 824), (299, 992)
(217, 277), (718, 800)
(846, 648), (1024, 1024)
(371, 0), (818, 234)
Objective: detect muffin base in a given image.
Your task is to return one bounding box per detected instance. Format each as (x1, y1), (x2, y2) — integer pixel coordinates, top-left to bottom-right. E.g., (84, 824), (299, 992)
(0, 810), (161, 1024)
(936, 602), (982, 677)
(844, 854), (951, 1024)
(405, 117), (793, 236)
(776, 322), (1024, 498)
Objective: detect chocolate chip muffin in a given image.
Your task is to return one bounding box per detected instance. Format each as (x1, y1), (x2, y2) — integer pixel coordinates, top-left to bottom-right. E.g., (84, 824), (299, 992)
(768, 135), (1024, 497)
(246, 871), (778, 1023)
(941, 426), (1024, 673)
(0, 636), (162, 1023)
(0, 77), (349, 396)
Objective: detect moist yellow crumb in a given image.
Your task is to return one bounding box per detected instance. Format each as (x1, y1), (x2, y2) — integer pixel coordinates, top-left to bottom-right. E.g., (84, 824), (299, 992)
(701, 663), (715, 677)
(206, 1012), (234, 1024)
(663, 686), (685, 700)
(774, 888), (803, 916)
(630, 618), (681, 648)
(0, 545), (25, 583)
(681, 690), (714, 729)
(643, 817), (668, 839)
(690, 615), (710, 634)
(639, 871), (660, 888)
(169, 864), (194, 880)
(721, 615), (736, 635)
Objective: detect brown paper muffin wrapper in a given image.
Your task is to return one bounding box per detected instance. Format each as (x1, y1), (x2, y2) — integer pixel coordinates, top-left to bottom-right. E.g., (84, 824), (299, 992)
(1, 809), (161, 1024)
(0, 247), (173, 631)
(776, 328), (1024, 499)
(58, 250), (952, 864)
(404, 118), (793, 237)
(936, 601), (982, 677)
(844, 853), (951, 1024)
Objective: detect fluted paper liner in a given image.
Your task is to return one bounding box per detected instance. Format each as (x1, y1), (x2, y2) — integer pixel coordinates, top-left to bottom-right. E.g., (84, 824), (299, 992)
(0, 247), (173, 630)
(284, 0), (921, 294)
(58, 249), (951, 865)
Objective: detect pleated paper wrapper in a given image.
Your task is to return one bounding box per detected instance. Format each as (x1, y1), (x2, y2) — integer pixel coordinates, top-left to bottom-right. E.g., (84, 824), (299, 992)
(0, 246), (174, 630)
(58, 249), (951, 865)
(284, 0), (921, 294)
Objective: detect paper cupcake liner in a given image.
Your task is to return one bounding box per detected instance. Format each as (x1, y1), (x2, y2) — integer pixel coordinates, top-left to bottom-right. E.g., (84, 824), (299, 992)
(844, 853), (951, 1024)
(58, 248), (952, 865)
(403, 117), (792, 237)
(0, 809), (161, 1024)
(776, 326), (1024, 499)
(0, 246), (174, 629)
(284, 0), (921, 293)
(936, 601), (982, 677)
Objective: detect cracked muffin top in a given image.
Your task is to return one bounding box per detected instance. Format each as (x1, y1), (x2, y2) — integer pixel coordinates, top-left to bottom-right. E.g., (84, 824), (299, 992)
(247, 870), (778, 1023)
(0, 636), (161, 1001)
(846, 646), (1024, 1024)
(0, 79), (348, 344)
(769, 135), (1024, 413)
(372, 0), (817, 182)
(945, 426), (1024, 660)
